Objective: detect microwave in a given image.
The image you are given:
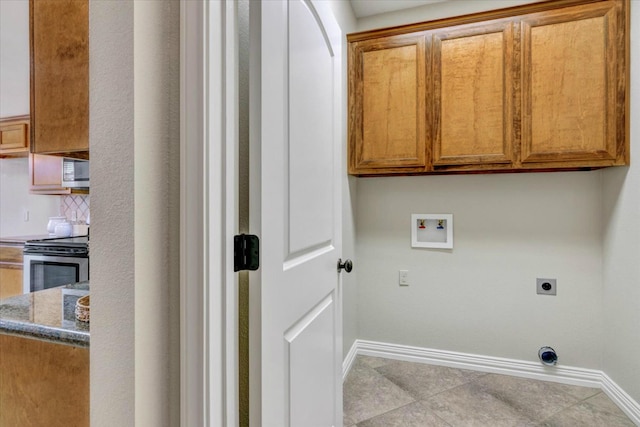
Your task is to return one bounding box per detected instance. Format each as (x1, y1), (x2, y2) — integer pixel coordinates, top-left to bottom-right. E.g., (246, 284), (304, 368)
(62, 158), (90, 188)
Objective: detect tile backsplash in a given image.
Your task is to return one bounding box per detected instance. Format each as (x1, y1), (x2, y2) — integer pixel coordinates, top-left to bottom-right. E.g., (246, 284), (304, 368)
(60, 195), (90, 223)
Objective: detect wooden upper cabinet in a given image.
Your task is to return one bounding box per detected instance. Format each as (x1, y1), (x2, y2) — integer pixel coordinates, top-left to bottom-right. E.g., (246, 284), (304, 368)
(30, 0), (89, 159)
(349, 34), (427, 175)
(347, 0), (629, 176)
(432, 21), (514, 170)
(0, 116), (30, 157)
(520, 1), (625, 168)
(29, 153), (87, 195)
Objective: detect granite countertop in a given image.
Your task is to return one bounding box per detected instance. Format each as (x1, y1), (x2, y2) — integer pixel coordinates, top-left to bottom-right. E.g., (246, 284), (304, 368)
(0, 282), (90, 347)
(0, 234), (53, 245)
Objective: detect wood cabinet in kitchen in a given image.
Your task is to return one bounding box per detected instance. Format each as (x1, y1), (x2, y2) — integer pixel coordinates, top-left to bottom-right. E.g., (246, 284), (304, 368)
(0, 334), (89, 426)
(1, 283), (90, 425)
(347, 0), (629, 176)
(29, 153), (88, 195)
(0, 116), (30, 158)
(0, 244), (24, 300)
(30, 0), (89, 159)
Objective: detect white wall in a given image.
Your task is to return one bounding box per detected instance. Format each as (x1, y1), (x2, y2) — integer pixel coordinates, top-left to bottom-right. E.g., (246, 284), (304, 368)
(0, 0), (29, 118)
(0, 0), (58, 237)
(90, 1), (179, 426)
(357, 173), (604, 368)
(0, 158), (60, 236)
(602, 2), (640, 404)
(357, 0), (545, 32)
(327, 0), (359, 362)
(0, 0), (70, 237)
(354, 0), (606, 370)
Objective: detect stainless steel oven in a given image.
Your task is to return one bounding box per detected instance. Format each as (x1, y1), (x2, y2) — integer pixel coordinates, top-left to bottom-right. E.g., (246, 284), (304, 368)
(23, 236), (89, 294)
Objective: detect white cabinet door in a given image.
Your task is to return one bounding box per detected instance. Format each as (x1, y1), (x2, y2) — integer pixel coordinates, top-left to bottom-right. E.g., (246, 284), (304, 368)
(250, 1), (344, 426)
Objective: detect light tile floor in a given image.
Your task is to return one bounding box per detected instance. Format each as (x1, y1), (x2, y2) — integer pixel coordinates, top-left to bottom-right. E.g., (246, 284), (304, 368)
(344, 355), (636, 427)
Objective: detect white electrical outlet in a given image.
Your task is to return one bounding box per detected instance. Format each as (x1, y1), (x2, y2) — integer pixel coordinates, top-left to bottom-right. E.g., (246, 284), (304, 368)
(23, 209), (29, 222)
(399, 270), (409, 286)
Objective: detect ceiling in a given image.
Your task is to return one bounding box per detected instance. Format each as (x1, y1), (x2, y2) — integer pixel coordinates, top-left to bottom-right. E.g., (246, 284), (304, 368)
(349, 0), (449, 18)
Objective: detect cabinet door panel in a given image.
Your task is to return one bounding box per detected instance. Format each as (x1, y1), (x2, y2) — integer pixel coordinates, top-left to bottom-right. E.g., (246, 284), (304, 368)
(0, 335), (89, 426)
(0, 246), (23, 300)
(0, 268), (23, 299)
(349, 34), (426, 173)
(1, 125), (27, 149)
(30, 153), (62, 187)
(0, 116), (30, 156)
(30, 0), (89, 156)
(521, 2), (618, 164)
(433, 22), (514, 167)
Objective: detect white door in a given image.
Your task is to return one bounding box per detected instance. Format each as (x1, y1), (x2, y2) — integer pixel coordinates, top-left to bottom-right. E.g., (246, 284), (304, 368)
(249, 1), (344, 426)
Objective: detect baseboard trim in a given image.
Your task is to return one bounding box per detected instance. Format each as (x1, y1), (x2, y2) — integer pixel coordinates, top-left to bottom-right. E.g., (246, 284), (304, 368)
(343, 339), (640, 425)
(355, 340), (602, 387)
(602, 373), (640, 425)
(342, 340), (358, 382)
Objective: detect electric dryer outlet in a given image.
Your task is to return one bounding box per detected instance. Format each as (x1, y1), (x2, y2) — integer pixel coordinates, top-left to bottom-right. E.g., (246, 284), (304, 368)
(536, 278), (557, 295)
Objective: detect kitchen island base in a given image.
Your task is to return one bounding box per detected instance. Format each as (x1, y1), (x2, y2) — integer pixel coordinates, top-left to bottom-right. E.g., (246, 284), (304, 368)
(0, 334), (89, 427)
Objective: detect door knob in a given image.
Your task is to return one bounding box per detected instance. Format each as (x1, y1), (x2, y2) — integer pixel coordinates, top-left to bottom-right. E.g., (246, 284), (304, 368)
(337, 258), (353, 273)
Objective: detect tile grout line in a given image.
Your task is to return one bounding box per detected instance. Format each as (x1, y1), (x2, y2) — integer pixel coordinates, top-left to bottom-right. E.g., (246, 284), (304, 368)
(354, 399), (455, 427)
(536, 396), (588, 426)
(366, 359), (490, 426)
(354, 401), (416, 426)
(345, 361), (417, 425)
(373, 361), (490, 403)
(540, 391), (637, 425)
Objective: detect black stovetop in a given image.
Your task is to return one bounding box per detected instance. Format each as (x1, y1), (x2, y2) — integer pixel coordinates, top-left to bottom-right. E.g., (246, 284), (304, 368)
(26, 236), (89, 246)
(23, 236), (89, 256)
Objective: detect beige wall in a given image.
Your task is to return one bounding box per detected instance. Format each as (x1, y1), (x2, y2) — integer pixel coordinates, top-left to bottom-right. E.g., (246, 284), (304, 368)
(90, 1), (180, 426)
(89, 1), (135, 423)
(602, 1), (640, 404)
(133, 1), (180, 426)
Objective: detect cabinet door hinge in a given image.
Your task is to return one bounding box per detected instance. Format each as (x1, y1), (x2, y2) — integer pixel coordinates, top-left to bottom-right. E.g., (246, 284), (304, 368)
(234, 234), (260, 272)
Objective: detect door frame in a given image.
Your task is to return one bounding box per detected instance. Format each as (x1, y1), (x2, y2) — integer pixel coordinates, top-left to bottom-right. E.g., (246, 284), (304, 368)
(180, 1), (239, 426)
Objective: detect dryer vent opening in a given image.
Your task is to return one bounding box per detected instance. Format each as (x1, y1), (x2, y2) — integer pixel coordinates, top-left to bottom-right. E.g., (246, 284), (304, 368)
(538, 346), (558, 366)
